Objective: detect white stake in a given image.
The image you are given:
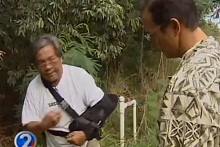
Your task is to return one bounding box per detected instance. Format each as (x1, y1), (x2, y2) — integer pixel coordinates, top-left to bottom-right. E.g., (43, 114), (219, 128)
(119, 96), (137, 147)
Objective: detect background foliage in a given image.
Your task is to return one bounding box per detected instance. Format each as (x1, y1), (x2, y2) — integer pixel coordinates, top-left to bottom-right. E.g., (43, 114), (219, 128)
(0, 0), (219, 146)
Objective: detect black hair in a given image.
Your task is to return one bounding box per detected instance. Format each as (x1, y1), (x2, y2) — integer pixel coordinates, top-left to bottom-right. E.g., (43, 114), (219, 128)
(141, 0), (199, 31)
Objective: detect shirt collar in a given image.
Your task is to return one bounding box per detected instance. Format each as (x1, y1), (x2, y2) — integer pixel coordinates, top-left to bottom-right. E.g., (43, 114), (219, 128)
(181, 36), (216, 61)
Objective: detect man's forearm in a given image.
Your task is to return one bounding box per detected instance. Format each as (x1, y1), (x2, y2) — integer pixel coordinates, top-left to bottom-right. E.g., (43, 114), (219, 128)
(25, 121), (46, 135)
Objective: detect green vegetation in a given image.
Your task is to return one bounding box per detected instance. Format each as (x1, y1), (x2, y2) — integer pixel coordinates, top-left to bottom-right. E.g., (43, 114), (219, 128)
(0, 0), (219, 146)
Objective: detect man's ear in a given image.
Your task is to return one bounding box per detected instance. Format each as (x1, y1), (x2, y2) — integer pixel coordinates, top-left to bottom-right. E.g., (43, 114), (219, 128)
(170, 18), (180, 36)
(61, 57), (63, 63)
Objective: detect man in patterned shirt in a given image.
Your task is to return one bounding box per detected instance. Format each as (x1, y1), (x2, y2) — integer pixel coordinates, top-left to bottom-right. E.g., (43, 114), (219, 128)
(141, 0), (220, 146)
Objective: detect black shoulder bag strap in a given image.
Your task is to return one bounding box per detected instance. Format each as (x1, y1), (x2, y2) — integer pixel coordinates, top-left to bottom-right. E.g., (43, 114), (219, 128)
(47, 86), (80, 119)
(41, 77), (79, 119)
(41, 77), (100, 138)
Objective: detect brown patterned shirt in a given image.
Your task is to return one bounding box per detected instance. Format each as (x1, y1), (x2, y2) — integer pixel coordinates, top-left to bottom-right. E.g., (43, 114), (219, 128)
(158, 36), (220, 147)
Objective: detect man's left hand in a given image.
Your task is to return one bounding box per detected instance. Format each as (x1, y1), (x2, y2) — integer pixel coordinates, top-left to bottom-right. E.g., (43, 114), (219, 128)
(66, 131), (87, 145)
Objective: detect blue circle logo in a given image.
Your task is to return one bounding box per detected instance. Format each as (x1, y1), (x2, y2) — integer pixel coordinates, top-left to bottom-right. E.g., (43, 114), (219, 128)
(14, 131), (37, 147)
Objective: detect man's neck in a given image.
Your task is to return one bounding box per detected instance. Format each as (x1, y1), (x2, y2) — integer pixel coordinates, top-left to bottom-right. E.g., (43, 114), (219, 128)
(179, 27), (208, 57)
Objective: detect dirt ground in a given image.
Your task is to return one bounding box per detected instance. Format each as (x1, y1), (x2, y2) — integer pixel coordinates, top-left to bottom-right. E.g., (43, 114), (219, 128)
(0, 122), (22, 147)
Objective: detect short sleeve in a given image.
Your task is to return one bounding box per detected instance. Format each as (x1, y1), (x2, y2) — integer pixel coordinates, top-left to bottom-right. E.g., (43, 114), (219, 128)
(80, 69), (104, 107)
(22, 83), (40, 126)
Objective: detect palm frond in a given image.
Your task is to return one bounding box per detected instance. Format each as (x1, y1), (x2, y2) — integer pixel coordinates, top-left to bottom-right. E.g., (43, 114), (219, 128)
(58, 31), (101, 77)
(63, 48), (101, 76)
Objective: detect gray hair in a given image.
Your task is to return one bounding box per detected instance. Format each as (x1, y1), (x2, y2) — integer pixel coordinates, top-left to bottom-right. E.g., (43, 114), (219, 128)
(31, 34), (63, 62)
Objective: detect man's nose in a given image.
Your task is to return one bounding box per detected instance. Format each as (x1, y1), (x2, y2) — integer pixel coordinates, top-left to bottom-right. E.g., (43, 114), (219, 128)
(44, 63), (52, 71)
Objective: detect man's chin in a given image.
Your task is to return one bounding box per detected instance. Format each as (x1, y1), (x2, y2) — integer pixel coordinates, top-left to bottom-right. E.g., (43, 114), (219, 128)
(161, 51), (169, 58)
(162, 52), (177, 59)
(44, 76), (57, 83)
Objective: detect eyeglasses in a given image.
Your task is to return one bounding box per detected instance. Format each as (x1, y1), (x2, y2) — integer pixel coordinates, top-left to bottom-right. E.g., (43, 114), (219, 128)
(145, 33), (153, 41)
(37, 56), (59, 68)
(145, 22), (168, 42)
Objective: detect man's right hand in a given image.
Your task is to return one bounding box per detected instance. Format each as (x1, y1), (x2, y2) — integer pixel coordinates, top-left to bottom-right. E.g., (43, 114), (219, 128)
(40, 109), (61, 130)
(25, 109), (61, 135)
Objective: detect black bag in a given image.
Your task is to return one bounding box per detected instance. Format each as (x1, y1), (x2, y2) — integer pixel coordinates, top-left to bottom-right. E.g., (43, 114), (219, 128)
(41, 77), (118, 140)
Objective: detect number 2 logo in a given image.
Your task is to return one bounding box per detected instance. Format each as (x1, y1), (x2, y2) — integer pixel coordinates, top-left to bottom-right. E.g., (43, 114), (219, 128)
(14, 131), (37, 147)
